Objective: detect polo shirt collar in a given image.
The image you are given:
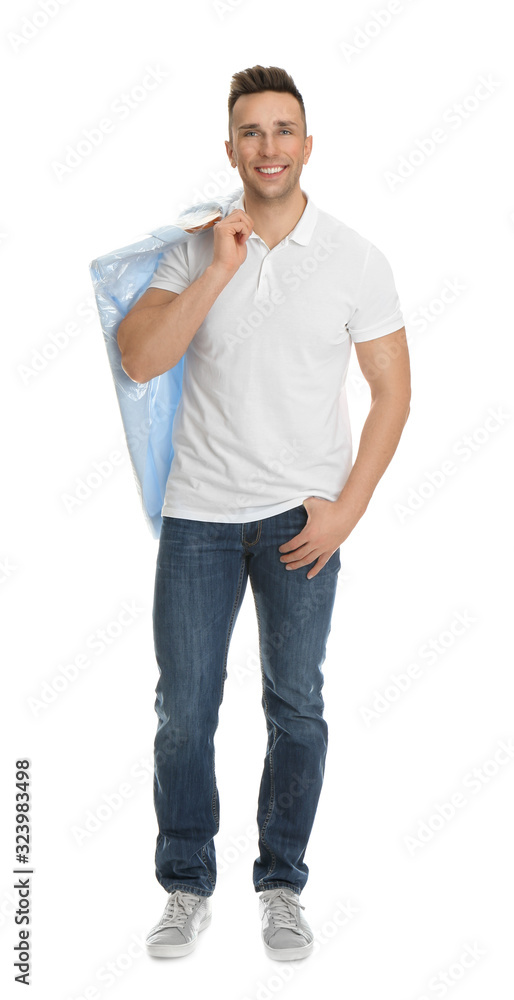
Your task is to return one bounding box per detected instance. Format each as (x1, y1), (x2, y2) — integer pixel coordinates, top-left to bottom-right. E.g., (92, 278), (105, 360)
(228, 188), (318, 246)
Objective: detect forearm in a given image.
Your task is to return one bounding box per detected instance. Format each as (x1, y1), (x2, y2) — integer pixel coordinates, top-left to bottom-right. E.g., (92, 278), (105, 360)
(335, 391), (411, 518)
(119, 264), (232, 383)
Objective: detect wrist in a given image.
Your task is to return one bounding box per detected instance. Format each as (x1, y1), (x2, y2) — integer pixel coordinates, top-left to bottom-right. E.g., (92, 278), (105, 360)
(333, 490), (369, 521)
(206, 262), (237, 286)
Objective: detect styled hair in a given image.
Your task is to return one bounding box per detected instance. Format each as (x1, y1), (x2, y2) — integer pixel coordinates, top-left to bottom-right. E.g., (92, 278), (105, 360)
(228, 65), (307, 142)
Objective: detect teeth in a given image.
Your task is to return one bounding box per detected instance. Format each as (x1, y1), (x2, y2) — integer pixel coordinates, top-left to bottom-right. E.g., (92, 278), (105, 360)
(257, 166), (285, 173)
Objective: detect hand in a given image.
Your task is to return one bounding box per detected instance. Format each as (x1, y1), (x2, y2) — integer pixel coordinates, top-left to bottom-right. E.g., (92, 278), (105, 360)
(278, 497), (359, 580)
(212, 209), (254, 275)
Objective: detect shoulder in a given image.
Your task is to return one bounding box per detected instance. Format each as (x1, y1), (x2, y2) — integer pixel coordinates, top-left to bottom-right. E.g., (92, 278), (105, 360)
(315, 205), (370, 248)
(312, 204), (372, 269)
(315, 204), (398, 274)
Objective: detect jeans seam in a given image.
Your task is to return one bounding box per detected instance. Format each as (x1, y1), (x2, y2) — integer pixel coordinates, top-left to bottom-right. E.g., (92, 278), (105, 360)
(201, 845), (215, 889)
(242, 519), (263, 547)
(250, 573), (278, 881)
(211, 556), (247, 830)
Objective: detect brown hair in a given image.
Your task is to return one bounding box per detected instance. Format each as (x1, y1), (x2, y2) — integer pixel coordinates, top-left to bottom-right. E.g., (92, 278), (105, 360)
(228, 65), (307, 143)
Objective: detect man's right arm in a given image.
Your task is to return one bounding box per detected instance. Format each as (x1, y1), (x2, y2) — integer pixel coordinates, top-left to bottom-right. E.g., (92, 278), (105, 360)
(117, 264), (231, 384)
(117, 208), (254, 384)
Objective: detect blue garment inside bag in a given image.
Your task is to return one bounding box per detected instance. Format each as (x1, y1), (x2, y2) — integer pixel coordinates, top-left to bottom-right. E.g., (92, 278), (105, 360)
(89, 187), (243, 539)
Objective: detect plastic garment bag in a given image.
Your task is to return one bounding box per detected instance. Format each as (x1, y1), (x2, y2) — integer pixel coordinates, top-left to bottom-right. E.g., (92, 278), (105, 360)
(89, 187), (243, 539)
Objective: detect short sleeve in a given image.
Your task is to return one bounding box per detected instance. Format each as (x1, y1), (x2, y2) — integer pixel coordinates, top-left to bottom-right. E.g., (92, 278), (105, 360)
(347, 243), (404, 343)
(146, 241), (190, 294)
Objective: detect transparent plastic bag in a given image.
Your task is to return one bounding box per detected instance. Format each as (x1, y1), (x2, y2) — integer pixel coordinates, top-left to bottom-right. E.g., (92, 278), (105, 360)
(89, 187), (242, 538)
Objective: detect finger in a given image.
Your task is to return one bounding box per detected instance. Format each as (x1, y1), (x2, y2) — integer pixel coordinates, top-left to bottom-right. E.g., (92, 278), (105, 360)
(283, 547), (317, 568)
(307, 557), (329, 580)
(224, 210), (254, 228)
(225, 213), (251, 225)
(226, 222), (253, 240)
(278, 530), (306, 552)
(228, 209), (254, 222)
(279, 542), (310, 562)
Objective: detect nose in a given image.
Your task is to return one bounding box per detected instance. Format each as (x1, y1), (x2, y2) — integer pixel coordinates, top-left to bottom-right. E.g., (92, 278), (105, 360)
(258, 133), (280, 157)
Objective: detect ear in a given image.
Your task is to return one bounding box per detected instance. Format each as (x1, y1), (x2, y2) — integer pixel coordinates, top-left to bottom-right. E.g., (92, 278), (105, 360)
(225, 139), (237, 167)
(303, 134), (313, 165)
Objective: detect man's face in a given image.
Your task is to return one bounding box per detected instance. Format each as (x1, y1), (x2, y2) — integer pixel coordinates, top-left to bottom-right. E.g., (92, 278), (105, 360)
(225, 90), (312, 203)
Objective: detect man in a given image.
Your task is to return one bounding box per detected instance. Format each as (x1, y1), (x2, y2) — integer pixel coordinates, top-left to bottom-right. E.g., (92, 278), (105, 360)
(117, 64), (411, 962)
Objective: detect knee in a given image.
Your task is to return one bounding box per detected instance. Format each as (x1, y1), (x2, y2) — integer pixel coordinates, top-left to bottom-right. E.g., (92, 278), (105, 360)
(154, 725), (191, 756)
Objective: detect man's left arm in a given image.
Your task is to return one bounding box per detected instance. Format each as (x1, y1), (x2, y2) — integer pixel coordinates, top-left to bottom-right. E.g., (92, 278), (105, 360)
(278, 326), (411, 579)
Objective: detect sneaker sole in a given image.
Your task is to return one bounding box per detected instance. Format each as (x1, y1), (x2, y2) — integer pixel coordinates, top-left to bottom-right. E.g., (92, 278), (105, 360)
(263, 938), (313, 961)
(146, 910), (212, 958)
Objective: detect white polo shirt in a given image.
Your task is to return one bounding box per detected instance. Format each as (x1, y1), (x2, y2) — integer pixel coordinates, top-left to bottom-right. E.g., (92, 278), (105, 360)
(147, 189), (404, 523)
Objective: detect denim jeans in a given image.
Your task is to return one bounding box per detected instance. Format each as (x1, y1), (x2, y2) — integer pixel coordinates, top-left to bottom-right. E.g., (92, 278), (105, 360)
(152, 503), (341, 898)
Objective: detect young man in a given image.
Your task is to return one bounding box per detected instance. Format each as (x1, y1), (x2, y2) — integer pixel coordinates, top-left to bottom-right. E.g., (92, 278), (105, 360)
(117, 65), (411, 962)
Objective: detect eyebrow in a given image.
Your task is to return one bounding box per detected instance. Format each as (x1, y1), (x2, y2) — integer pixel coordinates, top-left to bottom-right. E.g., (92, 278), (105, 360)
(237, 120), (299, 131)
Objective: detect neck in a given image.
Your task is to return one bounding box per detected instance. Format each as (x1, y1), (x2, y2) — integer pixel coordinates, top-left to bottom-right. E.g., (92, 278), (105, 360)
(242, 186), (307, 250)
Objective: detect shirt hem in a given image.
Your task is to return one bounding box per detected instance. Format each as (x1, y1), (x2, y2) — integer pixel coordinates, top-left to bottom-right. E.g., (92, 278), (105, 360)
(349, 316), (405, 343)
(160, 494), (337, 523)
(146, 280), (188, 294)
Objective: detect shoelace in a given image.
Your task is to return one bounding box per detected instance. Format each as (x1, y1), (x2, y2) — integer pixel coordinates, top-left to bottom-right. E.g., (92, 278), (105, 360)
(158, 890), (199, 929)
(262, 889), (305, 928)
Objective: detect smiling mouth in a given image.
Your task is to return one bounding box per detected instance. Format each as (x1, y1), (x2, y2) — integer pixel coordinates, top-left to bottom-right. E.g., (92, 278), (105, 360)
(255, 165), (288, 176)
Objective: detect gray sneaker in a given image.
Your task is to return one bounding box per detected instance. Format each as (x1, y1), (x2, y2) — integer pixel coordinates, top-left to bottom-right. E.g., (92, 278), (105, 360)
(146, 889), (212, 958)
(259, 887), (314, 960)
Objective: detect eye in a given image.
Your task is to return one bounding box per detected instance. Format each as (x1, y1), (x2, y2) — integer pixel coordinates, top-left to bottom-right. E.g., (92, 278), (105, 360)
(243, 129), (292, 136)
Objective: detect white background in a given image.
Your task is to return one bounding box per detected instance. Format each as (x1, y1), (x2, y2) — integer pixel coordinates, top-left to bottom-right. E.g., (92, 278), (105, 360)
(1, 0), (513, 997)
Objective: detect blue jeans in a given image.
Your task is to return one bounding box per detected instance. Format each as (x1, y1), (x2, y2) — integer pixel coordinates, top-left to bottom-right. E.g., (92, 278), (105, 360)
(152, 503), (340, 898)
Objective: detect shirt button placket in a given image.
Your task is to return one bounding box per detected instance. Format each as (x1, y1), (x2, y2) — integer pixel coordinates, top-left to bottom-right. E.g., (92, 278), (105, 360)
(256, 243), (269, 301)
